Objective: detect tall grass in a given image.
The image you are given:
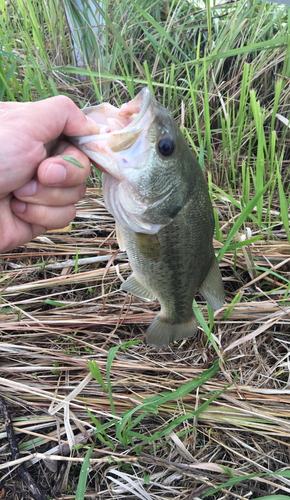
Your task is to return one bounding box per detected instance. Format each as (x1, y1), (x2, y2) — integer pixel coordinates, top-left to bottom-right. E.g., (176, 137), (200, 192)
(3, 0), (289, 216)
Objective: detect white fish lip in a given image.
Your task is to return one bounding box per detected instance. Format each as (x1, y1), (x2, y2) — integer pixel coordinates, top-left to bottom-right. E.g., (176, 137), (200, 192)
(73, 87), (154, 147)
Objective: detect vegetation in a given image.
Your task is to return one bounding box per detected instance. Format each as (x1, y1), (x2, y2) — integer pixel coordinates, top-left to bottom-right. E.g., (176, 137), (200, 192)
(0, 0), (290, 498)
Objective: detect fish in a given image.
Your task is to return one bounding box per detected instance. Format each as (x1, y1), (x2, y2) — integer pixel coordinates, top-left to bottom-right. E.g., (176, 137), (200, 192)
(71, 88), (225, 348)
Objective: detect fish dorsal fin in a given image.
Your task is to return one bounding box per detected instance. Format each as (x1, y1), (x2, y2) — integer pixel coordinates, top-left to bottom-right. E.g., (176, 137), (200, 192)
(115, 223), (126, 251)
(136, 233), (161, 262)
(121, 273), (156, 302)
(199, 256), (225, 310)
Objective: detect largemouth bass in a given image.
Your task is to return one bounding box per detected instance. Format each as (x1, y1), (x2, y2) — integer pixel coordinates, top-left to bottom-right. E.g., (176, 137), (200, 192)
(72, 88), (225, 347)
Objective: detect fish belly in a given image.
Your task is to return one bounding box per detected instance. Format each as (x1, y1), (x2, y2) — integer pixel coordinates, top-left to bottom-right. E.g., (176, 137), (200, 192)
(118, 185), (215, 346)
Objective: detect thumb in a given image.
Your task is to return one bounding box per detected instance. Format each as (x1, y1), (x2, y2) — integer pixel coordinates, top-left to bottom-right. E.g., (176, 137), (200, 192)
(25, 95), (100, 144)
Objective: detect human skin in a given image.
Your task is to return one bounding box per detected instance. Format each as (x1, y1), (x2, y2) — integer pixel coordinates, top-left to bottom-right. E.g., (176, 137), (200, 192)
(0, 95), (100, 253)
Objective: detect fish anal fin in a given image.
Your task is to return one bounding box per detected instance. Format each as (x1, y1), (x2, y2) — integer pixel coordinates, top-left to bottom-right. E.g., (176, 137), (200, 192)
(146, 314), (198, 348)
(136, 232), (161, 261)
(121, 273), (156, 302)
(116, 223), (126, 251)
(199, 256), (225, 310)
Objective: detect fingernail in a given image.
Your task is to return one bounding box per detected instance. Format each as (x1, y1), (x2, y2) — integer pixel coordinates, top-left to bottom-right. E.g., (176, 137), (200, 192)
(12, 199), (26, 213)
(86, 115), (100, 133)
(14, 180), (37, 197)
(45, 163), (67, 185)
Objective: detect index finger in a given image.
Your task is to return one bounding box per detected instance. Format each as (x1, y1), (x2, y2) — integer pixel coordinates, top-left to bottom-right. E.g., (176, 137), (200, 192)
(1, 96), (100, 146)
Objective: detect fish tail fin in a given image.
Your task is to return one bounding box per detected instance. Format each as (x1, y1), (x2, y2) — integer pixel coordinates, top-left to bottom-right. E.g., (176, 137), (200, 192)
(146, 314), (198, 348)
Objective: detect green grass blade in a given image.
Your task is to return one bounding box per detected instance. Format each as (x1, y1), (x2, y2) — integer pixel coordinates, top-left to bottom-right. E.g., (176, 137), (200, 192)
(106, 340), (141, 415)
(88, 360), (107, 391)
(43, 299), (68, 307)
(226, 235), (263, 251)
(0, 47), (22, 63)
(203, 62), (212, 168)
(193, 301), (220, 355)
(277, 161), (290, 243)
(75, 445), (94, 500)
(143, 61), (154, 96)
(180, 35), (289, 70)
(218, 181), (271, 261)
(202, 470), (290, 498)
(222, 291), (243, 321)
(117, 360), (220, 434)
(252, 497), (290, 500)
(86, 407), (115, 450)
(160, 359), (220, 404)
(271, 78), (282, 135)
(152, 385), (228, 441)
(250, 90), (265, 226)
(61, 156), (84, 168)
(119, 0), (189, 63)
(206, 0), (212, 51)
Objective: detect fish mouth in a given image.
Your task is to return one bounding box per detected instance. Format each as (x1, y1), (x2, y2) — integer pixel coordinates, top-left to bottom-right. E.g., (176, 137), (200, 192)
(73, 87), (154, 148)
(70, 87), (155, 179)
(117, 87), (153, 133)
(72, 88), (177, 235)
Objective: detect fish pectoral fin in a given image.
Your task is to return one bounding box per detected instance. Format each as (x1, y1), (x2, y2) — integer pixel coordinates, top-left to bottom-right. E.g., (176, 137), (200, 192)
(199, 256), (225, 310)
(136, 232), (161, 262)
(146, 314), (198, 348)
(121, 273), (156, 302)
(116, 223), (126, 251)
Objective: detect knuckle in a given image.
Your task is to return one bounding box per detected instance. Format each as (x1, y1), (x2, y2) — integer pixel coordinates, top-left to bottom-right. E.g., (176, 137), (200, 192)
(48, 205), (76, 229)
(53, 94), (75, 110)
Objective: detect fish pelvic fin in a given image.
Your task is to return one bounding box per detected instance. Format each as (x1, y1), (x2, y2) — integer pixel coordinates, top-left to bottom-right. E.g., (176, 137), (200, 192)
(121, 273), (156, 302)
(116, 223), (126, 251)
(146, 314), (198, 348)
(199, 255), (225, 310)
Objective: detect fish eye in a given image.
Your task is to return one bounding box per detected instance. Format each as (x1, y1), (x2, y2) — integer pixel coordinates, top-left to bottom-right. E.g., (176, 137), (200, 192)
(158, 137), (175, 157)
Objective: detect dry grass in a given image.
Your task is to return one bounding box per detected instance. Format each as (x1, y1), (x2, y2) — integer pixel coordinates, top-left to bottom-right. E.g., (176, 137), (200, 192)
(0, 183), (290, 499)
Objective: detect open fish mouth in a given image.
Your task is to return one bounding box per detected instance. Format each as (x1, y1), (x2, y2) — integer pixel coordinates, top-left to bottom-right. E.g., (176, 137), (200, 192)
(71, 87), (155, 177)
(71, 87), (178, 235)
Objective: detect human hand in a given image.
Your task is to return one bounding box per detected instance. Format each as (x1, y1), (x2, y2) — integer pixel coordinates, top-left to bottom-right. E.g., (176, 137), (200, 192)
(0, 96), (100, 253)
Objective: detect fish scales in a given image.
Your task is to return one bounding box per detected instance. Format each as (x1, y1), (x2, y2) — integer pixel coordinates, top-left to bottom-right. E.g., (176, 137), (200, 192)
(71, 88), (225, 347)
(121, 177), (214, 317)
